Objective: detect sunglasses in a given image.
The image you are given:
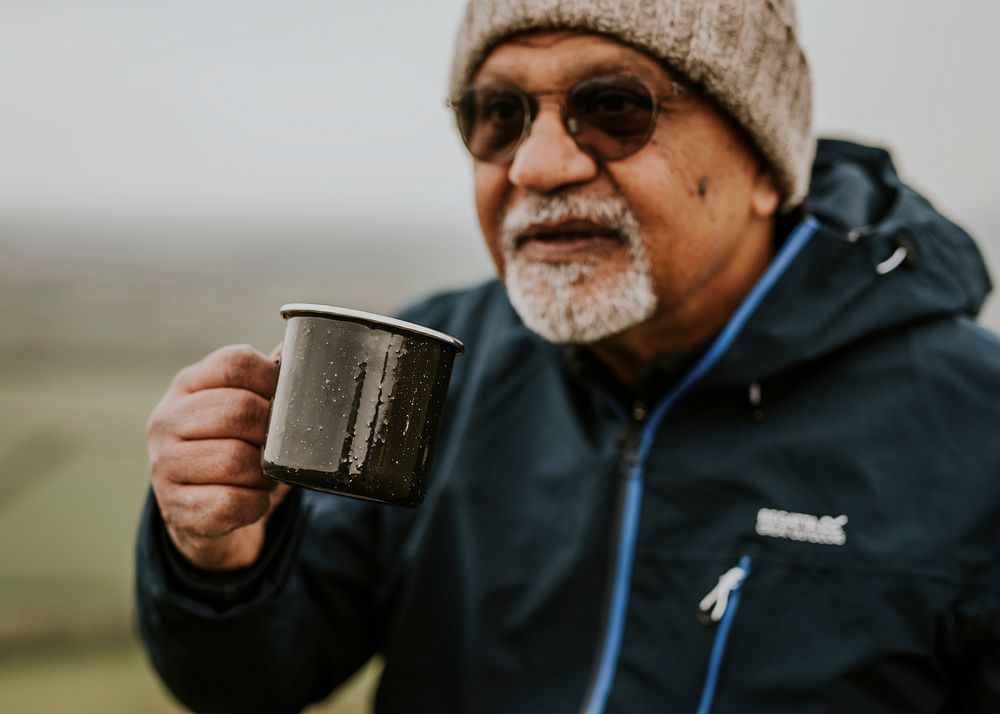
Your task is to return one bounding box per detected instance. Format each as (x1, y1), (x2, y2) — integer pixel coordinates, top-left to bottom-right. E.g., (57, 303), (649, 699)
(450, 73), (691, 163)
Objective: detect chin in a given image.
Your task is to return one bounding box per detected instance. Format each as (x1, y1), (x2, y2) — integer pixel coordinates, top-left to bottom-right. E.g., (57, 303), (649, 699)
(503, 258), (658, 344)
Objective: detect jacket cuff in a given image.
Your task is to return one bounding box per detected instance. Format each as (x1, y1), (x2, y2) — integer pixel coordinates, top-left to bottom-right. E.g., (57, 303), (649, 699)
(148, 487), (303, 609)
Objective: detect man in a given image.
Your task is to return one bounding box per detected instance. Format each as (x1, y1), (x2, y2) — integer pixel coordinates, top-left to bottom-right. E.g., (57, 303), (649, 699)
(137, 1), (1000, 712)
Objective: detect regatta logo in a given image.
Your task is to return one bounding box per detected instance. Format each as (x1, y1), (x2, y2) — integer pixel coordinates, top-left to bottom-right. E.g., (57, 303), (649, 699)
(755, 508), (848, 546)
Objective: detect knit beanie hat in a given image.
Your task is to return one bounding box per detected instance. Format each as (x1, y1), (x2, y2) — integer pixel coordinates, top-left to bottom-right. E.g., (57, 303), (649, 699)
(449, 0), (814, 211)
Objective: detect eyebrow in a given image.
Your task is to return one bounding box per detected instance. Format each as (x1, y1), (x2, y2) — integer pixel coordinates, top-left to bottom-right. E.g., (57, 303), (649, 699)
(477, 55), (673, 87)
(574, 58), (668, 81)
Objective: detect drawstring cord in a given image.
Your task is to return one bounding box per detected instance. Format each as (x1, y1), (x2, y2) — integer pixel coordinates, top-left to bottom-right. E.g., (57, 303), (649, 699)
(875, 245), (909, 275)
(695, 556), (753, 714)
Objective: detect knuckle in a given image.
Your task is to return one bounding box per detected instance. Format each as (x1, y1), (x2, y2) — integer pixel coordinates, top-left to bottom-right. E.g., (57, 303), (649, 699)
(150, 470), (172, 504)
(149, 442), (189, 487)
(225, 343), (257, 357)
(218, 346), (260, 386)
(168, 488), (227, 536)
(146, 395), (178, 439)
(232, 392), (267, 431)
(148, 445), (168, 477)
(169, 362), (199, 391)
(219, 438), (257, 474)
(214, 489), (267, 530)
(218, 362), (242, 389)
(223, 343), (259, 365)
(152, 483), (186, 526)
(145, 408), (163, 440)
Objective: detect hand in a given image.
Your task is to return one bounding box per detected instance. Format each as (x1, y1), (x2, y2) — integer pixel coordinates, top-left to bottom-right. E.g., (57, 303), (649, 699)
(146, 344), (290, 571)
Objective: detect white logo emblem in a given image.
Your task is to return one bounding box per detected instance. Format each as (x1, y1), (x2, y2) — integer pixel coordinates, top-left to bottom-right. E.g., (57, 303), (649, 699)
(755, 508), (848, 546)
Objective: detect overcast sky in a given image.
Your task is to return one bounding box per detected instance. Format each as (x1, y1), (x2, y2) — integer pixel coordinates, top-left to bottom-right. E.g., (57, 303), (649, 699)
(0, 1), (997, 250)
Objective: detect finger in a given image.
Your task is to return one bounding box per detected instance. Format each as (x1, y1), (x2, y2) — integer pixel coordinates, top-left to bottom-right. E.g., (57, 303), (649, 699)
(152, 438), (277, 491)
(269, 341), (282, 360)
(160, 388), (271, 446)
(266, 481), (292, 514)
(158, 483), (273, 539)
(171, 344), (278, 399)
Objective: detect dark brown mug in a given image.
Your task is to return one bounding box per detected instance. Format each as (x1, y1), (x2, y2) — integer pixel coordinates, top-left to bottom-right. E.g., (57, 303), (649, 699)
(261, 304), (464, 506)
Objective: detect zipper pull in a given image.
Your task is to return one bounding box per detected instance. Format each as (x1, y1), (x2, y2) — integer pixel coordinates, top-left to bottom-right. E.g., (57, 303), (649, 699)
(698, 561), (750, 625)
(617, 400), (647, 478)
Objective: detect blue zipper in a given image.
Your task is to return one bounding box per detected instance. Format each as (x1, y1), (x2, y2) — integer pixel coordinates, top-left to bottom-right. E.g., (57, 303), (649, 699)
(578, 217), (820, 714)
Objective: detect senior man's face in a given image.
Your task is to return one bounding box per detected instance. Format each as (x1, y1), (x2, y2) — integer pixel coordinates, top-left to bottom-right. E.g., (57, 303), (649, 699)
(471, 32), (780, 354)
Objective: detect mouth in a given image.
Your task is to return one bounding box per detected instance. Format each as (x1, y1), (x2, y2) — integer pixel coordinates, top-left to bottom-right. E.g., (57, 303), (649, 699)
(514, 220), (625, 257)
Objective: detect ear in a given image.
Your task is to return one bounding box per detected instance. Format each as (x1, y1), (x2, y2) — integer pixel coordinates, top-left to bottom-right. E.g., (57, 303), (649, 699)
(749, 169), (780, 220)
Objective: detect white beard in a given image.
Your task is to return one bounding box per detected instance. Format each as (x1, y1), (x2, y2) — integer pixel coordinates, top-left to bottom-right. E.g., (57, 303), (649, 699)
(499, 194), (658, 344)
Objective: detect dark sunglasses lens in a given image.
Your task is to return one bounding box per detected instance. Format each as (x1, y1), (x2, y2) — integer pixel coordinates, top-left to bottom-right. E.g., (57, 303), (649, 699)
(567, 76), (656, 159)
(456, 87), (527, 161)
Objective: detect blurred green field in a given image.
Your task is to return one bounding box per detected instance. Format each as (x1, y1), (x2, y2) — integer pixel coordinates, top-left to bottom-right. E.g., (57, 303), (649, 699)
(0, 365), (386, 713)
(0, 225), (484, 712)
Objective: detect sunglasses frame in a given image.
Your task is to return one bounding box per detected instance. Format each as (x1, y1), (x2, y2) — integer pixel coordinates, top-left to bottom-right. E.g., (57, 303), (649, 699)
(449, 73), (692, 164)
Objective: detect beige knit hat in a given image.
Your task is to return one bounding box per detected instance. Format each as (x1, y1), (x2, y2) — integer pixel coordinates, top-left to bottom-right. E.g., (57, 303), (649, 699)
(449, 0), (815, 210)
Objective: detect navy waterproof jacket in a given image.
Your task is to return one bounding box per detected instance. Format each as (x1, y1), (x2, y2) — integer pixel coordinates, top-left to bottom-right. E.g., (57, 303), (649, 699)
(136, 140), (1000, 713)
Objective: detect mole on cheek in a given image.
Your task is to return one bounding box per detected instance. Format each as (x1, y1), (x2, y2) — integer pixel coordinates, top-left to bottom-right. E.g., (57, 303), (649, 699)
(697, 176), (709, 198)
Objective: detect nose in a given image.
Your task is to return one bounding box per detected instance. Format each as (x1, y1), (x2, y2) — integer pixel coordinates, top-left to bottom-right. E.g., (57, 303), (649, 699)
(507, 105), (599, 193)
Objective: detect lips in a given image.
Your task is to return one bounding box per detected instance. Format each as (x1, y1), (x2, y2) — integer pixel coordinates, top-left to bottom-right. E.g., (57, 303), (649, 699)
(515, 219), (624, 248)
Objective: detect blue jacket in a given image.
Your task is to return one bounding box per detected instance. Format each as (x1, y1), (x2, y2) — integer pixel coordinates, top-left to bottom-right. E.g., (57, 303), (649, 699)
(136, 140), (1000, 713)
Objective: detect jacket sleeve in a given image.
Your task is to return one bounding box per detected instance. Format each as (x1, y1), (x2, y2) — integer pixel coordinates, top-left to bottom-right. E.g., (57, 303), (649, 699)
(937, 587), (1000, 713)
(134, 488), (382, 714)
(973, 644), (1000, 713)
(969, 596), (1000, 713)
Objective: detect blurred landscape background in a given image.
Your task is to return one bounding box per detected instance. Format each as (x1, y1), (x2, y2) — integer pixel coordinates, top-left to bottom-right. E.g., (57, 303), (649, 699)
(1, 1), (997, 712)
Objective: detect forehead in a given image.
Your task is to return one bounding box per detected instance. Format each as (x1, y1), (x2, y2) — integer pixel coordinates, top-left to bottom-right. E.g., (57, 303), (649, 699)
(474, 31), (673, 88)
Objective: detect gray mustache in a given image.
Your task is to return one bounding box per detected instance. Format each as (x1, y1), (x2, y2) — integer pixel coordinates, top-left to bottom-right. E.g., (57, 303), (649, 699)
(499, 195), (642, 253)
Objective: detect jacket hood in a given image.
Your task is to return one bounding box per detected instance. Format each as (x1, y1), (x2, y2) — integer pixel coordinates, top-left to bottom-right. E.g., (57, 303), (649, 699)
(707, 138), (993, 385)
